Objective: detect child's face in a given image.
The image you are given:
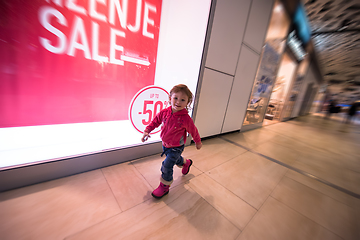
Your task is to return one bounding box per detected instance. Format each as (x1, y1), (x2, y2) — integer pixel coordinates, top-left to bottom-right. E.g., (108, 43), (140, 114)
(169, 91), (189, 113)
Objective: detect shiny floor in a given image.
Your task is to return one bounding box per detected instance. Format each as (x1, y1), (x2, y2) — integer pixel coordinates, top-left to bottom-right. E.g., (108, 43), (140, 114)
(1, 113), (359, 240)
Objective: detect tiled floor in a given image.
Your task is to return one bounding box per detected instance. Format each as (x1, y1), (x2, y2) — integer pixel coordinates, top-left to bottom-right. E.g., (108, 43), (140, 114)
(1, 113), (359, 240)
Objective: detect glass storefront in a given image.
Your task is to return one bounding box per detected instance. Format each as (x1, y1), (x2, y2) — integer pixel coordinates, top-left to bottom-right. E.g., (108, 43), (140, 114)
(243, 42), (284, 126)
(284, 56), (309, 119)
(243, 0), (311, 128)
(264, 51), (298, 124)
(0, 0), (212, 170)
(243, 0), (289, 127)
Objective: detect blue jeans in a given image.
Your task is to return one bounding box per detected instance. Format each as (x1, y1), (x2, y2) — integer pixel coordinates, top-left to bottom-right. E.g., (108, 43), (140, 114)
(161, 145), (185, 183)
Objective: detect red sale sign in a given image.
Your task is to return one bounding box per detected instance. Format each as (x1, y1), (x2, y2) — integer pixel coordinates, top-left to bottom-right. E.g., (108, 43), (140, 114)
(0, 0), (162, 128)
(129, 86), (169, 134)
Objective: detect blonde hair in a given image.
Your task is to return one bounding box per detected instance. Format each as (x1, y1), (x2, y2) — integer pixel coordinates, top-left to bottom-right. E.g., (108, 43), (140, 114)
(169, 84), (193, 110)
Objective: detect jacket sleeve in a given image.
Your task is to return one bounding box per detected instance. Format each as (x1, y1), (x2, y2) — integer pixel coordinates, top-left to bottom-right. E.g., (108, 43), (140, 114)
(186, 116), (201, 143)
(144, 111), (163, 133)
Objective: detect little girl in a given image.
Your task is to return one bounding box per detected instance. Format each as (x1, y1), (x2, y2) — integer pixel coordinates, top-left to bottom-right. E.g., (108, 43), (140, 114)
(141, 84), (202, 198)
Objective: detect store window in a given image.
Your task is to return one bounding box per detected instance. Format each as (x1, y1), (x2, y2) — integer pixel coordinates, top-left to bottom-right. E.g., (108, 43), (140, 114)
(284, 56), (309, 119)
(243, 0), (289, 126)
(243, 43), (283, 125)
(277, 2), (311, 120)
(265, 52), (297, 123)
(0, 0), (212, 170)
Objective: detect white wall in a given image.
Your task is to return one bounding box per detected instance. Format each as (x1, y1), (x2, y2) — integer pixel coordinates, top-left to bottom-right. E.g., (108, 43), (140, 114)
(243, 0), (275, 53)
(221, 46), (259, 133)
(195, 0), (274, 138)
(195, 69), (233, 137)
(205, 0), (251, 75)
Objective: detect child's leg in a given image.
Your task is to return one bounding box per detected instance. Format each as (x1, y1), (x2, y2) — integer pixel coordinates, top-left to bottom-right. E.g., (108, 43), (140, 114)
(152, 146), (185, 198)
(161, 145), (185, 184)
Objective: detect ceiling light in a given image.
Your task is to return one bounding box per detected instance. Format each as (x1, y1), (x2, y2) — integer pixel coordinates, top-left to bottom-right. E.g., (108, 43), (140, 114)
(274, 3), (283, 13)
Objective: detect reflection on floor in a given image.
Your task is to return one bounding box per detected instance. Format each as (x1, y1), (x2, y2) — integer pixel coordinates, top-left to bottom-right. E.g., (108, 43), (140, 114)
(0, 114), (359, 240)
(263, 118), (279, 126)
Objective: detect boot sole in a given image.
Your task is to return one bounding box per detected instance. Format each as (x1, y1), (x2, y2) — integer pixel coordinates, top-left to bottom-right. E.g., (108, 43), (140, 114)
(182, 159), (193, 175)
(151, 190), (169, 199)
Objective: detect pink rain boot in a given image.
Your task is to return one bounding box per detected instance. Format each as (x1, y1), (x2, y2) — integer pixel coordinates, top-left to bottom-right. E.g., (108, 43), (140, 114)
(182, 159), (193, 175)
(152, 182), (170, 199)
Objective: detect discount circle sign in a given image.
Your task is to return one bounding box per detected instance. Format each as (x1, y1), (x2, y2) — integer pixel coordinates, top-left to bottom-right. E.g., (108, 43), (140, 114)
(129, 86), (169, 134)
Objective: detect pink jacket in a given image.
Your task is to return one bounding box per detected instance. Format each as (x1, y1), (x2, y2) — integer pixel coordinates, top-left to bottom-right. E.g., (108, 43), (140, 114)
(145, 107), (201, 148)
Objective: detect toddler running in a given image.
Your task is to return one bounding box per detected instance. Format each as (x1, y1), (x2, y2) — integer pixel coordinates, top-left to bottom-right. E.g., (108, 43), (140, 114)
(141, 84), (202, 198)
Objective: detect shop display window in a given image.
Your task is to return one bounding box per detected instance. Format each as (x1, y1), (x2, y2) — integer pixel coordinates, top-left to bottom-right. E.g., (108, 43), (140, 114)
(283, 56), (309, 119)
(0, 0), (212, 169)
(243, 42), (284, 126)
(243, 0), (290, 127)
(265, 52), (297, 122)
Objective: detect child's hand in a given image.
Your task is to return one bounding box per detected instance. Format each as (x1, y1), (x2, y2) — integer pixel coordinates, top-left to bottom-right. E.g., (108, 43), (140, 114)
(195, 142), (202, 150)
(141, 132), (150, 142)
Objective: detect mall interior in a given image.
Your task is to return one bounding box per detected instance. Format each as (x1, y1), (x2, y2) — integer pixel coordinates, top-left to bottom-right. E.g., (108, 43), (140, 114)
(0, 0), (359, 239)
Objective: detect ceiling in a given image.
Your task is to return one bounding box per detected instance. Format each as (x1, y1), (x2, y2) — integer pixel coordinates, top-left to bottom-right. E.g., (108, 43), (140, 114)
(302, 0), (360, 104)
